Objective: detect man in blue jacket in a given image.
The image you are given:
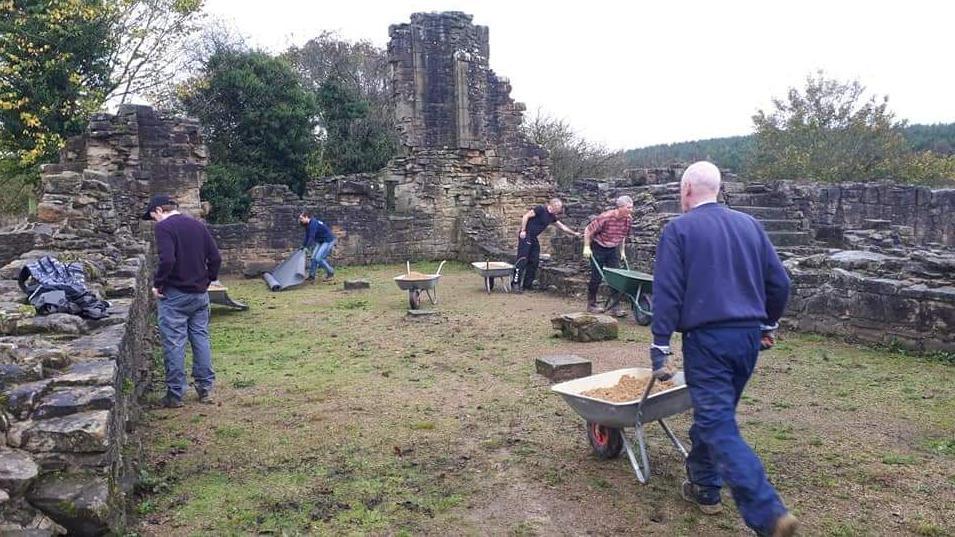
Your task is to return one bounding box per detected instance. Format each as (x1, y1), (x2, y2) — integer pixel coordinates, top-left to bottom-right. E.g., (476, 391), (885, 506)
(650, 162), (797, 537)
(298, 211), (336, 281)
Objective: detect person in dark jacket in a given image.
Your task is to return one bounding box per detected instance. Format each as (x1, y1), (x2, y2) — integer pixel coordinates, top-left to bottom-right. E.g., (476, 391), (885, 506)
(299, 211), (336, 281)
(649, 162), (797, 537)
(143, 195), (221, 408)
(512, 198), (580, 291)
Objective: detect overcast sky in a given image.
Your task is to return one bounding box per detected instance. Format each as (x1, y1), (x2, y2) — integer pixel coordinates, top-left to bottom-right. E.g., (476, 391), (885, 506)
(203, 0), (955, 150)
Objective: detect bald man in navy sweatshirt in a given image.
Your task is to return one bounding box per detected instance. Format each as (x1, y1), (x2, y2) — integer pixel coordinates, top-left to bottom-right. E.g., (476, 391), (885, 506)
(649, 162), (797, 537)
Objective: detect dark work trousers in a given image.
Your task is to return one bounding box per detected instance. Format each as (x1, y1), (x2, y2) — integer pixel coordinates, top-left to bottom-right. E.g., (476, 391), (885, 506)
(512, 235), (541, 289)
(683, 326), (788, 535)
(588, 242), (620, 305)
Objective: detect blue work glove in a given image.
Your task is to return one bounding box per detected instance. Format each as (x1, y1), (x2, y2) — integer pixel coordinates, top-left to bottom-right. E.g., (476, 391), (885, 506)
(649, 345), (673, 381)
(759, 322), (778, 351)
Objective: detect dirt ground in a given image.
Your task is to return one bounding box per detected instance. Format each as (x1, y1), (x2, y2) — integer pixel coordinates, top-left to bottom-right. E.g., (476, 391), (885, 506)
(133, 263), (955, 536)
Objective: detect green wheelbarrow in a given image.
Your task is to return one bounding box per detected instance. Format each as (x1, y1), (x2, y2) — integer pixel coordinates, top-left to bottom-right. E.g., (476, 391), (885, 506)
(591, 257), (653, 326)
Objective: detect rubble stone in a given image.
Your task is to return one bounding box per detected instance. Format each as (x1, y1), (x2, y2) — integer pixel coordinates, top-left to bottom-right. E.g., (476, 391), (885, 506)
(551, 313), (618, 342)
(0, 448), (39, 494)
(21, 411), (110, 453)
(26, 474), (110, 536)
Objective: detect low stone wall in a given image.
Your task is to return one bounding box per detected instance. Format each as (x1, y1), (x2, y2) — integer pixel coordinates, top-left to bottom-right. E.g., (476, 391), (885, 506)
(0, 105), (203, 534)
(0, 185), (154, 534)
(785, 250), (955, 352)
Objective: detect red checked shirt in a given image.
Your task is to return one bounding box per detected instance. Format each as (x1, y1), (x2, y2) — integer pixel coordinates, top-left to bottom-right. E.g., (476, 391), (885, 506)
(586, 210), (632, 248)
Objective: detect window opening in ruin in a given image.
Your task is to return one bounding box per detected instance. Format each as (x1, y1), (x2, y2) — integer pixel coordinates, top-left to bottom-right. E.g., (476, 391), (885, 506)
(386, 181), (397, 212)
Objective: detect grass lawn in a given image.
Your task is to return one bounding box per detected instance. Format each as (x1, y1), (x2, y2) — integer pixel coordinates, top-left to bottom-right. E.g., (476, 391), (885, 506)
(133, 262), (955, 536)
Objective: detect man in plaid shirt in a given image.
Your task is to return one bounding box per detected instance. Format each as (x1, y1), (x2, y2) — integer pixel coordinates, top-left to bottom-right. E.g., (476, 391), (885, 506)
(582, 195), (634, 315)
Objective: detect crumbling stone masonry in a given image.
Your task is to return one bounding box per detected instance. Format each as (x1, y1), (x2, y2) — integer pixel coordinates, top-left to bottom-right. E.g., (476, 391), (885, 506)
(536, 175), (955, 353)
(212, 12), (553, 274)
(0, 105), (206, 534)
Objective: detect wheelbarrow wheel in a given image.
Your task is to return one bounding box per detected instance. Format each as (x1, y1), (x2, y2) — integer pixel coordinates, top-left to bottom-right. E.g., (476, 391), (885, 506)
(409, 289), (421, 310)
(586, 422), (623, 459)
(633, 293), (652, 326)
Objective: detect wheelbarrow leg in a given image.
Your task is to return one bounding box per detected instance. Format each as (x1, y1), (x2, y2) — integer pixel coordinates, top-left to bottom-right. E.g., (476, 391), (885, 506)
(622, 424), (651, 484)
(659, 419), (689, 459)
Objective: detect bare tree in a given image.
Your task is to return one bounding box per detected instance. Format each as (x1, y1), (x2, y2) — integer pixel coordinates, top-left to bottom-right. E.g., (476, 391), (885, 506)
(522, 109), (625, 185)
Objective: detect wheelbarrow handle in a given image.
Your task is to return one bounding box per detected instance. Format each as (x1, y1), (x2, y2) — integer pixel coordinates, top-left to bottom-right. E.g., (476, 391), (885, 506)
(636, 375), (656, 420)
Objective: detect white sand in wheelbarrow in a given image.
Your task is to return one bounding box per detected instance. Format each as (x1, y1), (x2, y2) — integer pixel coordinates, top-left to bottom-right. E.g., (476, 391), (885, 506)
(582, 374), (675, 402)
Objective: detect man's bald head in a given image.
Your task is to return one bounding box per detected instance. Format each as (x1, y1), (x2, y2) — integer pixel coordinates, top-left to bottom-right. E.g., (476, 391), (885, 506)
(680, 161), (721, 212)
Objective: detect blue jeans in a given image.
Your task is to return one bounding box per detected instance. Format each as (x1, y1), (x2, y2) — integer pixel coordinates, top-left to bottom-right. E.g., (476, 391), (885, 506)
(309, 238), (336, 277)
(158, 288), (215, 400)
(683, 326), (787, 535)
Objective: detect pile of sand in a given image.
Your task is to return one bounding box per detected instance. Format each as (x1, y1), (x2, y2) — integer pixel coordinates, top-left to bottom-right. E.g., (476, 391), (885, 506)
(582, 374), (675, 403)
(399, 271), (432, 280)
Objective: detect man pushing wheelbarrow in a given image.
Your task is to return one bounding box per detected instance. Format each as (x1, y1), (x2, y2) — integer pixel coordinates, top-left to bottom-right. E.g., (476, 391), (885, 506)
(650, 161), (797, 537)
(582, 195), (633, 316)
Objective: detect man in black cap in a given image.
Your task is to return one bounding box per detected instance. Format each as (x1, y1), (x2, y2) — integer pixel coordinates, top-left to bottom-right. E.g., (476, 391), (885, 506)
(142, 195), (221, 408)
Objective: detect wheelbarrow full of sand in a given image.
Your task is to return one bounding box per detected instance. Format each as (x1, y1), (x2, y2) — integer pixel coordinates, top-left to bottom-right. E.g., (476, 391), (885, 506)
(393, 261), (446, 309)
(552, 367), (692, 484)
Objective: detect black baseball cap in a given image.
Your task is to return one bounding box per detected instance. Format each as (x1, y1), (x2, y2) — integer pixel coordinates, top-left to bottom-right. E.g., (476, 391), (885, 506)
(141, 194), (177, 220)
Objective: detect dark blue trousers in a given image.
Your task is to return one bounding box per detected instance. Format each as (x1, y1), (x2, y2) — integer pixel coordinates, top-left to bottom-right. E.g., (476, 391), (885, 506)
(683, 326), (787, 535)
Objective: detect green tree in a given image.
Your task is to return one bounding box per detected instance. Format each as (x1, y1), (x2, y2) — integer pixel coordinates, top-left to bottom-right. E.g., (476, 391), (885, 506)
(751, 73), (910, 182)
(284, 33), (397, 175)
(314, 79), (396, 175)
(0, 0), (204, 216)
(178, 49), (319, 223)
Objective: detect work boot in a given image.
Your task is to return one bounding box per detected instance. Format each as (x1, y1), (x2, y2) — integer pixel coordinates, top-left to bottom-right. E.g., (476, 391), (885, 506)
(196, 389), (214, 405)
(681, 480), (723, 515)
(160, 395), (183, 409)
(770, 513), (798, 537)
(323, 271), (335, 281)
(587, 303), (604, 314)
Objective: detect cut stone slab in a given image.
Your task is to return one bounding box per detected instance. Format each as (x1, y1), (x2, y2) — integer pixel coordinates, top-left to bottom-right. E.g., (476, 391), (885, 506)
(536, 355), (592, 382)
(32, 386), (115, 420)
(406, 309), (439, 317)
(27, 473), (110, 536)
(51, 360), (116, 387)
(4, 380), (53, 420)
(343, 279), (371, 290)
(0, 448), (39, 494)
(20, 410), (110, 453)
(551, 312), (618, 342)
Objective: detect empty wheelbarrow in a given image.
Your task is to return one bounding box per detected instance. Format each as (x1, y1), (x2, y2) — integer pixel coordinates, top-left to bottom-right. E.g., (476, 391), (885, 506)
(552, 367), (692, 484)
(471, 261), (514, 293)
(591, 257), (654, 325)
(208, 281), (248, 311)
(393, 261), (446, 309)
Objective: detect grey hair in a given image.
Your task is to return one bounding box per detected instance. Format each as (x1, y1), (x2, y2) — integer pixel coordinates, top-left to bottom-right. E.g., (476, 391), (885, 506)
(615, 195), (633, 208)
(681, 161), (721, 193)
(549, 197), (563, 207)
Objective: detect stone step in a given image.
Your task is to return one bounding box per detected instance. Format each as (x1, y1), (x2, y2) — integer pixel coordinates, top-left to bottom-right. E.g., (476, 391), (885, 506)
(760, 219), (803, 232)
(767, 231), (813, 247)
(726, 192), (788, 207)
(733, 206), (790, 220)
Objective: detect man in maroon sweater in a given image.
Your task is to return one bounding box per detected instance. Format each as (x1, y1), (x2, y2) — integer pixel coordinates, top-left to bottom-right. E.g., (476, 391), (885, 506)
(142, 195), (222, 408)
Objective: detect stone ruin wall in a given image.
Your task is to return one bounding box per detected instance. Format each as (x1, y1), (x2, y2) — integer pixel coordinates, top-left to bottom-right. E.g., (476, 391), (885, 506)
(211, 11), (553, 275)
(535, 173), (955, 353)
(0, 105), (206, 534)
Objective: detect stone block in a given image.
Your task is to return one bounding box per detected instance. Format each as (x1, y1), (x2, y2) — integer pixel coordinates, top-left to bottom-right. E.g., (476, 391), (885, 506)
(343, 279), (371, 290)
(27, 473), (110, 536)
(4, 380), (53, 420)
(0, 448), (39, 494)
(52, 361), (116, 387)
(21, 410), (110, 453)
(551, 312), (618, 342)
(535, 355), (592, 382)
(32, 387), (115, 420)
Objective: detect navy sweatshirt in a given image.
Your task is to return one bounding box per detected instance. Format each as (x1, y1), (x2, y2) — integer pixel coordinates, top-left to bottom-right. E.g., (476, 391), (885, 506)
(302, 218), (335, 248)
(154, 214), (222, 294)
(651, 203), (791, 346)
